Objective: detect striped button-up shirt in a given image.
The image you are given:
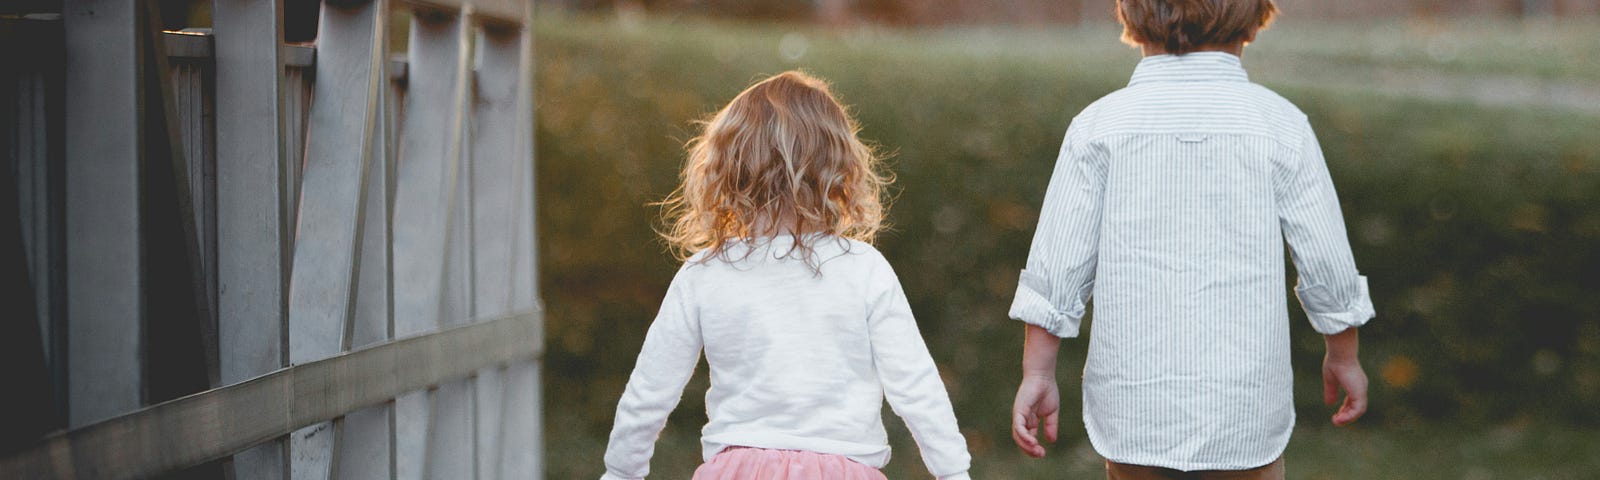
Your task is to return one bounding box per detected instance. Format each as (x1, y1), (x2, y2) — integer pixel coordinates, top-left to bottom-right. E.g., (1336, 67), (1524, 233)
(1010, 52), (1375, 470)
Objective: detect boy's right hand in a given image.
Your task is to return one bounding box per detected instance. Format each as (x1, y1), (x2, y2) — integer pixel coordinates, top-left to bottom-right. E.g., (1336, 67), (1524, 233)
(1323, 328), (1368, 426)
(1011, 374), (1059, 458)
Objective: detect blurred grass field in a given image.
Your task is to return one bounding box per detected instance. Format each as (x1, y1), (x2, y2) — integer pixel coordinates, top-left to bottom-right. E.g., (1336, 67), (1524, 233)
(533, 13), (1600, 479)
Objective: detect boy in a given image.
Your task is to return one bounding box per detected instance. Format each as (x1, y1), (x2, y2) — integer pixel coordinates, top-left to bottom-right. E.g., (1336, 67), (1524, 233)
(1008, 1), (1374, 479)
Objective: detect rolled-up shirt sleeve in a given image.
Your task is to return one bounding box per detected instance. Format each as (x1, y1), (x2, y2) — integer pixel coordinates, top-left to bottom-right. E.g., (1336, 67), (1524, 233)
(1277, 118), (1375, 335)
(1010, 116), (1106, 338)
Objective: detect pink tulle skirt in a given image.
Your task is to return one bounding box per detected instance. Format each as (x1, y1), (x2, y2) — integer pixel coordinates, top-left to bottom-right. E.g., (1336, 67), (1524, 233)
(691, 447), (887, 480)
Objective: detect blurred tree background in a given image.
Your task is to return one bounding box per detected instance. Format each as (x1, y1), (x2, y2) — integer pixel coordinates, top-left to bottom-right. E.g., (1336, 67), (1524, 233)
(532, 2), (1600, 478)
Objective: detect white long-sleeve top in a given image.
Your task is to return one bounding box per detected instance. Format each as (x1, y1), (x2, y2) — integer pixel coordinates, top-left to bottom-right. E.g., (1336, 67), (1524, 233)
(1010, 52), (1375, 471)
(602, 235), (972, 480)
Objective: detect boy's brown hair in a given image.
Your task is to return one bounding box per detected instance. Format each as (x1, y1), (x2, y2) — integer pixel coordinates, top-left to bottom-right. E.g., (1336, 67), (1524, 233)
(1116, 0), (1278, 54)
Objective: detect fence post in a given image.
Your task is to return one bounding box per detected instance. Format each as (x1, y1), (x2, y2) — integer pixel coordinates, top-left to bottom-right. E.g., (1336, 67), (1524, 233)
(392, 5), (479, 478)
(470, 24), (526, 480)
(214, 0), (292, 477)
(286, 0), (390, 477)
(62, 0), (145, 431)
(503, 4), (544, 476)
(5, 1), (540, 478)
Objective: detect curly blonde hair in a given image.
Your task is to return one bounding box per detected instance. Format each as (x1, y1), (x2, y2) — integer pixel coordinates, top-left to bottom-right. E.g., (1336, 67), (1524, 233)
(660, 71), (887, 267)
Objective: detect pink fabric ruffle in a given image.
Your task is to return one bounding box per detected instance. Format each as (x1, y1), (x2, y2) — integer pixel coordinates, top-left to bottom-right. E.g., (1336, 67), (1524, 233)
(691, 447), (887, 480)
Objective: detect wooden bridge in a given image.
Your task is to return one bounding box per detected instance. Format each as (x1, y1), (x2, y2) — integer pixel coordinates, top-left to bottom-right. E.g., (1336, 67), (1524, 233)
(1, 0), (544, 478)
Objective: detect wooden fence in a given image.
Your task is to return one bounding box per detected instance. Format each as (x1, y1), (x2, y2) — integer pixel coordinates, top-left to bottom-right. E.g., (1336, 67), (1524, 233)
(0, 0), (543, 478)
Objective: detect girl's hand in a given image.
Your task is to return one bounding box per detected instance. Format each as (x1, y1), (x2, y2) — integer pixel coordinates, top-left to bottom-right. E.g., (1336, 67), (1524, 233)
(1011, 373), (1060, 458)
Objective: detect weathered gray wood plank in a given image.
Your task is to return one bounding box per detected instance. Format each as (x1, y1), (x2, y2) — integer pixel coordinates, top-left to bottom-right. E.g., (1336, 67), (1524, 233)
(138, 2), (218, 412)
(410, 0), (524, 25)
(289, 422), (335, 480)
(335, 403), (392, 480)
(62, 0), (143, 429)
(392, 5), (467, 342)
(508, 7), (539, 317)
(427, 378), (475, 478)
(214, 0), (288, 387)
(284, 64), (313, 242)
(213, 1), (291, 477)
(387, 62), (421, 480)
(350, 0), (393, 357)
(498, 361), (541, 479)
(391, 8), (473, 479)
(471, 28), (521, 321)
(469, 27), (526, 479)
(165, 37), (217, 337)
(287, 0), (389, 478)
(503, 10), (543, 477)
(393, 390), (429, 480)
(430, 8), (480, 478)
(289, 0), (385, 368)
(339, 2), (398, 474)
(475, 366), (505, 479)
(0, 311), (543, 480)
(441, 136), (472, 327)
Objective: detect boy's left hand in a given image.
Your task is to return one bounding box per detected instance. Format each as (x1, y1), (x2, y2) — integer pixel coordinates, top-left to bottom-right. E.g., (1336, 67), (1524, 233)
(1011, 374), (1060, 458)
(1322, 353), (1368, 426)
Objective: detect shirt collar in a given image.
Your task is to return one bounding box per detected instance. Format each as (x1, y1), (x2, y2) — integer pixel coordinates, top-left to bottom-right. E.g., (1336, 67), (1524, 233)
(1127, 52), (1250, 86)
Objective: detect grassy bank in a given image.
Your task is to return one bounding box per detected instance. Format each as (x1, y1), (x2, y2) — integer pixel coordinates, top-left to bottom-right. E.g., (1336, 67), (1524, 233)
(547, 414), (1600, 478)
(533, 14), (1600, 477)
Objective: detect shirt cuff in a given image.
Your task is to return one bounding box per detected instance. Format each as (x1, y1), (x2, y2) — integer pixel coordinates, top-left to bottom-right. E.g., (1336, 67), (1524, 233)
(937, 471), (973, 480)
(1008, 269), (1086, 338)
(1296, 275), (1375, 335)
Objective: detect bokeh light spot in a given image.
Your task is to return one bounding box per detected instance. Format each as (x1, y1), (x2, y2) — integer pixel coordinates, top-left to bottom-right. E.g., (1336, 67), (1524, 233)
(1532, 350), (1561, 376)
(1382, 355), (1420, 389)
(1358, 214), (1395, 245)
(932, 205), (967, 234)
(1509, 202), (1548, 233)
(987, 201), (1035, 231)
(779, 32), (809, 62)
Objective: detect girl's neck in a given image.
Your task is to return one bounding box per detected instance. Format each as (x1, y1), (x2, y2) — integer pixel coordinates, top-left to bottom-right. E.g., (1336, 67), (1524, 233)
(746, 215), (822, 240)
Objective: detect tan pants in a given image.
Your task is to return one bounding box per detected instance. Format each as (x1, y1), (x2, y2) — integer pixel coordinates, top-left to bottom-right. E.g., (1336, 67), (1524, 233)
(1107, 457), (1284, 480)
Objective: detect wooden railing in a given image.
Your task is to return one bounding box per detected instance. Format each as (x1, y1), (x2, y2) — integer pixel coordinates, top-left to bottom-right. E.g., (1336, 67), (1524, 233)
(0, 0), (543, 478)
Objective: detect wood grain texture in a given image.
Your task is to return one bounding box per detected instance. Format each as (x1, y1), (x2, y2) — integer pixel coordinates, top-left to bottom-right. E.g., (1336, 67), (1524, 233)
(470, 27), (526, 480)
(0, 312), (542, 480)
(391, 10), (472, 479)
(503, 9), (543, 477)
(430, 8), (479, 478)
(63, 0), (144, 429)
(213, 1), (291, 477)
(287, 1), (388, 478)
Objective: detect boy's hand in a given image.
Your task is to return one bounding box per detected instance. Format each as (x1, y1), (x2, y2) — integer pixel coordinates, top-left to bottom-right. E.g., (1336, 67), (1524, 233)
(1322, 328), (1368, 426)
(1011, 373), (1059, 458)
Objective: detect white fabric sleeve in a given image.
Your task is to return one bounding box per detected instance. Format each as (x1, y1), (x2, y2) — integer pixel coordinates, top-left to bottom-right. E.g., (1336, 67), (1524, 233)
(866, 258), (972, 479)
(1010, 118), (1106, 338)
(601, 271), (702, 479)
(1277, 118), (1375, 335)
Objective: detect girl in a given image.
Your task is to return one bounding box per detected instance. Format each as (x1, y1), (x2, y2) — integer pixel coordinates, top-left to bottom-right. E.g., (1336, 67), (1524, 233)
(600, 71), (972, 480)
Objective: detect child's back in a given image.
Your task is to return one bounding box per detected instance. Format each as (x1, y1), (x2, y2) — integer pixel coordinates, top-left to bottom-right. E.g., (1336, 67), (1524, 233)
(608, 236), (967, 474)
(601, 71), (971, 480)
(1009, 2), (1374, 475)
(1075, 52), (1366, 469)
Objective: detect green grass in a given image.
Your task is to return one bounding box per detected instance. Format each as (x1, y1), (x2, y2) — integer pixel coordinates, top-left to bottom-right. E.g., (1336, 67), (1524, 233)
(533, 14), (1600, 478)
(548, 417), (1600, 479)
(1250, 17), (1600, 83)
